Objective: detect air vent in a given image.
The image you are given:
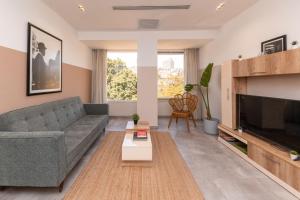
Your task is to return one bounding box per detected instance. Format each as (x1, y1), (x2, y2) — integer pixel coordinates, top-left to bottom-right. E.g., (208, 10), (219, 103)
(138, 19), (160, 29)
(113, 5), (190, 10)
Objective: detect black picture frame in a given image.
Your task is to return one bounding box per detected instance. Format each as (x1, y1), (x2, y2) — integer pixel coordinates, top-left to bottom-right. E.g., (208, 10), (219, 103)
(27, 23), (63, 96)
(261, 35), (287, 55)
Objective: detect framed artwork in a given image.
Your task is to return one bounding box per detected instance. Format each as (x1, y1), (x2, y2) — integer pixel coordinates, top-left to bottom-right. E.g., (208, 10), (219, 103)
(261, 35), (287, 55)
(27, 23), (62, 96)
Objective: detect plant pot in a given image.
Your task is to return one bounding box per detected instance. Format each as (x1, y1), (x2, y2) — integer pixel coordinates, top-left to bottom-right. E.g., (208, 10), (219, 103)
(290, 154), (299, 161)
(133, 120), (138, 125)
(203, 118), (219, 135)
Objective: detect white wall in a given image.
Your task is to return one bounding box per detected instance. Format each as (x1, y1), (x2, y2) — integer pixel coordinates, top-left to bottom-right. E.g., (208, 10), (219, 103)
(109, 101), (137, 116)
(0, 0), (91, 69)
(200, 0), (300, 120)
(137, 37), (158, 126)
(109, 100), (172, 117)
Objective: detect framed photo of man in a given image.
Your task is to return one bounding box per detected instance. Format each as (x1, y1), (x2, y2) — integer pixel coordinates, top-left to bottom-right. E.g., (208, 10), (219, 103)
(27, 23), (62, 96)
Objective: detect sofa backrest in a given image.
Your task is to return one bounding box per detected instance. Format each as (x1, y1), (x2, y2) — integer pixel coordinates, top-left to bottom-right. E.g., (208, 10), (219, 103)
(0, 97), (86, 132)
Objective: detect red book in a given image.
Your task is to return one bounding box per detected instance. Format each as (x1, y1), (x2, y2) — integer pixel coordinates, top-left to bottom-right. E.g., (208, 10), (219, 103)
(133, 130), (148, 140)
(137, 130), (147, 138)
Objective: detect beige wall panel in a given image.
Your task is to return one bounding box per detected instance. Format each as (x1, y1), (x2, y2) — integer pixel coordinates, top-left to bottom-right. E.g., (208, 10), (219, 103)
(0, 45), (91, 113)
(137, 66), (158, 126)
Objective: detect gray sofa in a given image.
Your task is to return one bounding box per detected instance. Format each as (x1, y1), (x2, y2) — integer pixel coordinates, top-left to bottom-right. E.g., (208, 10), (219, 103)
(0, 97), (109, 191)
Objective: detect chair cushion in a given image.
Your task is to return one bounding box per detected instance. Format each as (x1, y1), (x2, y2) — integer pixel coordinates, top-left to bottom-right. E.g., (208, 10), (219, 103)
(64, 115), (109, 166)
(172, 111), (190, 117)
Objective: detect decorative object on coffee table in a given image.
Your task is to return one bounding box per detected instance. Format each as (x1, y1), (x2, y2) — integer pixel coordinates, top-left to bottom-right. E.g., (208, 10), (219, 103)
(132, 113), (140, 125)
(133, 130), (148, 140)
(261, 35), (287, 55)
(126, 120), (150, 131)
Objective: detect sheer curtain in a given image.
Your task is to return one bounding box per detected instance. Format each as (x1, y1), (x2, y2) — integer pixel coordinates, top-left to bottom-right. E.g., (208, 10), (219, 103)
(184, 48), (201, 119)
(91, 49), (107, 104)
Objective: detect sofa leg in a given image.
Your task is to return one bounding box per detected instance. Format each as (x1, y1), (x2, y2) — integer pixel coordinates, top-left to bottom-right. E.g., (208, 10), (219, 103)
(58, 181), (64, 192)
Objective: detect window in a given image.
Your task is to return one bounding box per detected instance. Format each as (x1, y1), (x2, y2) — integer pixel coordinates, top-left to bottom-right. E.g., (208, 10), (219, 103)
(157, 52), (184, 98)
(107, 51), (137, 101)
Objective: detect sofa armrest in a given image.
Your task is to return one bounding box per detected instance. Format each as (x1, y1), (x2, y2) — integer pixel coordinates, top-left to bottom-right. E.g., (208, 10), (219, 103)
(0, 131), (67, 187)
(84, 104), (109, 115)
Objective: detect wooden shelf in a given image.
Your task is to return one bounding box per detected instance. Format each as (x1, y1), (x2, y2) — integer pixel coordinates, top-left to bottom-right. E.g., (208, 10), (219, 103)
(218, 137), (249, 160)
(233, 48), (300, 77)
(218, 124), (300, 197)
(218, 125), (247, 144)
(219, 124), (300, 168)
(218, 136), (300, 199)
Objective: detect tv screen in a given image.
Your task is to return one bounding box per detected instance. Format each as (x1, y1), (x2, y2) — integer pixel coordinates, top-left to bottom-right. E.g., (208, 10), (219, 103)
(237, 94), (300, 151)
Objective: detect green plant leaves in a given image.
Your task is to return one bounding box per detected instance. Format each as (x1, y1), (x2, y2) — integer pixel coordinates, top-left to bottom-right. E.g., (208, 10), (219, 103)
(184, 63), (214, 119)
(132, 113), (140, 120)
(184, 84), (194, 92)
(200, 63), (213, 88)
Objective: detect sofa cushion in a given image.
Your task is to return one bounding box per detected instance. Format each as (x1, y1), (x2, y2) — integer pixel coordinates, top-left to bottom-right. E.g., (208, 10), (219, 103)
(0, 97), (86, 132)
(64, 115), (108, 165)
(53, 98), (86, 130)
(74, 115), (109, 126)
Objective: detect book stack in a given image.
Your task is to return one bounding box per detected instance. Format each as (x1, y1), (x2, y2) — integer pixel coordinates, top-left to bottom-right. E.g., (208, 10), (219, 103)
(133, 130), (148, 140)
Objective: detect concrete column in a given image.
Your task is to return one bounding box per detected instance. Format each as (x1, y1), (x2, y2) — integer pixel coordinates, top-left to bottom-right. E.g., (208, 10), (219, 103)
(137, 35), (158, 126)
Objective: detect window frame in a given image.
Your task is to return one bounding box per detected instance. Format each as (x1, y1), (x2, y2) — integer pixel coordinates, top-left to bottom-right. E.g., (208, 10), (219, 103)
(106, 50), (185, 102)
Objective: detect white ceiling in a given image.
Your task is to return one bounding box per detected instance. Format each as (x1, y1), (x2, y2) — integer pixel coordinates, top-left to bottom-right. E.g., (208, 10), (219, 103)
(83, 39), (211, 50)
(43, 0), (258, 31)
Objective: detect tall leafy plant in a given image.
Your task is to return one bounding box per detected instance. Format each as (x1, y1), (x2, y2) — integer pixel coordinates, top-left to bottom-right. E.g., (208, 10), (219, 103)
(185, 63), (214, 120)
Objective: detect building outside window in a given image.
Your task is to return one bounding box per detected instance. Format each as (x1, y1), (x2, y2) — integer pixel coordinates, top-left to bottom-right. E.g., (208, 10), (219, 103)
(157, 52), (184, 98)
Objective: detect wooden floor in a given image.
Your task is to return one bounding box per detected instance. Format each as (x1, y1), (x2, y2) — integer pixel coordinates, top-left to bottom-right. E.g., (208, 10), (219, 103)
(0, 117), (298, 200)
(64, 132), (203, 200)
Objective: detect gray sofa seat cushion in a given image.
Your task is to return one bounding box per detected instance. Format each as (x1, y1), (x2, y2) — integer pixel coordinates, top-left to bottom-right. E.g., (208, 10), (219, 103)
(64, 115), (108, 165)
(74, 115), (109, 126)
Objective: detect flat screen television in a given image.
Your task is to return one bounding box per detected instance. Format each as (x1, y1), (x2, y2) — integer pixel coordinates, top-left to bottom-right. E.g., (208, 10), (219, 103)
(237, 94), (300, 151)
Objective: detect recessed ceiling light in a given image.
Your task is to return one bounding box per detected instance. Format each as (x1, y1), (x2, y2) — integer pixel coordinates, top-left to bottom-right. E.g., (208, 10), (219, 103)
(78, 4), (86, 12)
(216, 2), (226, 11)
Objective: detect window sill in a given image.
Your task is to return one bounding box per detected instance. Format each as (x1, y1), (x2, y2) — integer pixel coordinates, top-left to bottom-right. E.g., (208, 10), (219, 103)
(107, 99), (171, 103)
(108, 100), (137, 103)
(158, 98), (171, 101)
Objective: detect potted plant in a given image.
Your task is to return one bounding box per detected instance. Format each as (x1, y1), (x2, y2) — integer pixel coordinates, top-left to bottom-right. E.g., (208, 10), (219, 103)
(132, 113), (140, 125)
(290, 150), (299, 161)
(185, 63), (219, 135)
(291, 41), (298, 49)
(238, 55), (243, 61)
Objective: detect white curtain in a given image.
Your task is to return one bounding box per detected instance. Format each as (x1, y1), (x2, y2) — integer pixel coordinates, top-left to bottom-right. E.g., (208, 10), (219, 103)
(91, 49), (107, 104)
(184, 48), (201, 119)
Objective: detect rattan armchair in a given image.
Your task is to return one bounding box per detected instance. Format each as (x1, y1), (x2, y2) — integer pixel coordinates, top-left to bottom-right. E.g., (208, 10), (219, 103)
(168, 92), (198, 132)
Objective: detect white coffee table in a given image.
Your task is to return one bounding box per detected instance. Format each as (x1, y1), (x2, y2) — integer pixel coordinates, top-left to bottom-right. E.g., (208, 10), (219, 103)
(122, 121), (152, 161)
